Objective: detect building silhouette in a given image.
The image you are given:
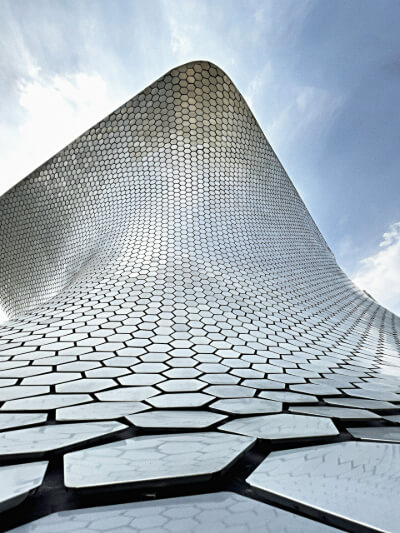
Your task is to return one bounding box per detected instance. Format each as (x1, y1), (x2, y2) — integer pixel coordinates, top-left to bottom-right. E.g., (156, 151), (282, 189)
(0, 62), (399, 532)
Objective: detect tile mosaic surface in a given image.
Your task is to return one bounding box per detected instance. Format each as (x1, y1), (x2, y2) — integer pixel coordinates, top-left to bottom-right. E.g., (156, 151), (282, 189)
(211, 397), (282, 414)
(247, 441), (400, 532)
(346, 425), (400, 442)
(8, 492), (340, 532)
(289, 405), (380, 420)
(1, 60), (398, 424)
(56, 401), (150, 421)
(0, 413), (47, 430)
(0, 421), (126, 456)
(220, 413), (339, 440)
(1, 394), (93, 411)
(0, 60), (399, 531)
(259, 391), (319, 403)
(324, 397), (398, 410)
(64, 431), (255, 488)
(126, 410), (226, 428)
(384, 414), (400, 423)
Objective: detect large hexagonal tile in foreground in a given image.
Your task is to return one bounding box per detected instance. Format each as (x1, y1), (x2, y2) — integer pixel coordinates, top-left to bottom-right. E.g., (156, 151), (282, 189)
(247, 441), (400, 532)
(64, 431), (255, 488)
(7, 492), (341, 532)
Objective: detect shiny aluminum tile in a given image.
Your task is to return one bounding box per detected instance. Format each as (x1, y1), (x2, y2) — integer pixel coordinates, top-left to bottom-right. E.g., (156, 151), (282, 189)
(56, 402), (150, 421)
(126, 410), (226, 429)
(289, 406), (380, 420)
(346, 426), (400, 443)
(324, 397), (397, 410)
(0, 413), (47, 431)
(0, 462), (48, 512)
(0, 421), (126, 456)
(220, 414), (338, 440)
(259, 391), (319, 404)
(211, 398), (282, 415)
(7, 491), (340, 532)
(64, 431), (255, 488)
(383, 414), (400, 423)
(0, 59), (399, 529)
(247, 441), (400, 532)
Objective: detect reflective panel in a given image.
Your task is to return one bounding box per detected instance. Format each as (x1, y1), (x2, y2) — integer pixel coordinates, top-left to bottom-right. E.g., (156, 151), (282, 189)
(0, 421), (126, 456)
(56, 402), (150, 421)
(7, 492), (340, 532)
(0, 59), (399, 531)
(95, 387), (159, 402)
(0, 60), (398, 424)
(241, 379), (285, 390)
(1, 394), (93, 411)
(220, 414), (338, 440)
(64, 432), (255, 488)
(347, 426), (400, 443)
(342, 388), (400, 402)
(126, 410), (226, 429)
(290, 384), (340, 396)
(147, 393), (211, 408)
(324, 397), (397, 410)
(56, 379), (117, 393)
(383, 414), (400, 423)
(259, 391), (319, 404)
(289, 406), (380, 420)
(203, 385), (255, 398)
(0, 386), (50, 401)
(0, 413), (47, 430)
(247, 441), (400, 532)
(0, 462), (47, 512)
(211, 398), (282, 414)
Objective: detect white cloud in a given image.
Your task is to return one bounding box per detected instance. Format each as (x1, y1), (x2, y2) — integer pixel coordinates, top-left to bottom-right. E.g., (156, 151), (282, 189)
(168, 14), (195, 58)
(353, 222), (400, 316)
(0, 66), (124, 196)
(162, 0), (208, 62)
(337, 234), (355, 261)
(250, 0), (312, 46)
(265, 85), (344, 153)
(161, 0), (236, 68)
(245, 63), (272, 110)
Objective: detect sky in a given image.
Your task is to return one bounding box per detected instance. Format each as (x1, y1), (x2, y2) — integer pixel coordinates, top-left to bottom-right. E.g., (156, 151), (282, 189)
(0, 0), (400, 315)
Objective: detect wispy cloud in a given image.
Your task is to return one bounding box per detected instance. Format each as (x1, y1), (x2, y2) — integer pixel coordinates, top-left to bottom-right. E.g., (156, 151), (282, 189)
(353, 222), (400, 316)
(250, 0), (313, 46)
(265, 85), (344, 153)
(245, 63), (272, 110)
(167, 12), (195, 58)
(0, 65), (125, 196)
(162, 0), (233, 66)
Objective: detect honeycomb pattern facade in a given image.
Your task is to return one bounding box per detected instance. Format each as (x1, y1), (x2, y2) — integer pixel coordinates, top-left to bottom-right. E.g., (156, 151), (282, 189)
(0, 61), (399, 532)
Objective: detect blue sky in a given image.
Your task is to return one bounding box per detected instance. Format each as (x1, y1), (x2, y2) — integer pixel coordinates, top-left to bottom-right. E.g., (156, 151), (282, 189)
(1, 0), (400, 314)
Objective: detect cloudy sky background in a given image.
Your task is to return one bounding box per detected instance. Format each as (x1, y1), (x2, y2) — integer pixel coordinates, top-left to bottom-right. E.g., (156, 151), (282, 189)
(1, 0), (400, 314)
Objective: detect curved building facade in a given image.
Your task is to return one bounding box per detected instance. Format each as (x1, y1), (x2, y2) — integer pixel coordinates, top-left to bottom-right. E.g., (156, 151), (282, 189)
(0, 61), (399, 532)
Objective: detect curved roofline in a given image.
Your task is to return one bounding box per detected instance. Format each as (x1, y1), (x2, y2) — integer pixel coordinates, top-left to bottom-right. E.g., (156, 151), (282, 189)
(2, 59), (335, 257)
(1, 60), (263, 195)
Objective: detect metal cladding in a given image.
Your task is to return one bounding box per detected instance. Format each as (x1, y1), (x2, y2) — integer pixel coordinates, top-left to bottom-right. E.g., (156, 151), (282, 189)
(0, 61), (399, 532)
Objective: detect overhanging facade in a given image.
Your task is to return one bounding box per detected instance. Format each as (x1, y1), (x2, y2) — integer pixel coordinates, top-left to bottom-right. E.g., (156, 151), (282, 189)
(0, 61), (399, 532)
